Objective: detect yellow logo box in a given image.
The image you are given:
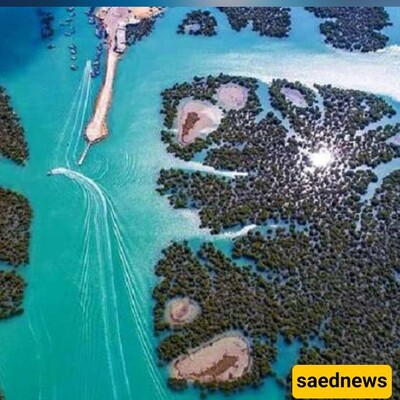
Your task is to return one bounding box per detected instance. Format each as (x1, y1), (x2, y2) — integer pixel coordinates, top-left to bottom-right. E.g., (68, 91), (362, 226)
(292, 364), (392, 399)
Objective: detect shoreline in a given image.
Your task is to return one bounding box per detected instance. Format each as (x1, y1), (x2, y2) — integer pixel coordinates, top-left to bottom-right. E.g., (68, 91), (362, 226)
(84, 7), (164, 147)
(85, 49), (118, 143)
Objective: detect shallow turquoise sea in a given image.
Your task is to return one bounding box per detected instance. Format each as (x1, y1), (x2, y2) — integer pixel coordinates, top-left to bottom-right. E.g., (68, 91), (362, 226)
(0, 7), (399, 400)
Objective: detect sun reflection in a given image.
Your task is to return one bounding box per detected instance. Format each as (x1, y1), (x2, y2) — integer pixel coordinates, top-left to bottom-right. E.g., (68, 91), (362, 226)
(309, 148), (334, 168)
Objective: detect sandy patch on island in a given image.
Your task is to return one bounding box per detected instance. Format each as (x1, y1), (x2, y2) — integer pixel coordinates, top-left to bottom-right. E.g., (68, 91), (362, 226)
(390, 133), (400, 146)
(184, 23), (201, 34)
(171, 333), (251, 383)
(96, 7), (163, 22)
(281, 87), (308, 108)
(165, 298), (200, 326)
(216, 83), (248, 111)
(176, 99), (222, 145)
(128, 7), (164, 20)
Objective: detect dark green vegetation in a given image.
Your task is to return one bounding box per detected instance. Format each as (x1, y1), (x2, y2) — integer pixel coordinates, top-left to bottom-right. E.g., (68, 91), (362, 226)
(0, 271), (25, 319)
(158, 76), (399, 233)
(306, 7), (391, 52)
(37, 8), (55, 39)
(0, 87), (29, 165)
(126, 19), (156, 46)
(218, 7), (291, 38)
(0, 92), (31, 319)
(0, 87), (31, 400)
(160, 74), (260, 162)
(155, 243), (277, 393)
(0, 188), (32, 267)
(155, 75), (400, 396)
(126, 12), (164, 46)
(177, 10), (217, 37)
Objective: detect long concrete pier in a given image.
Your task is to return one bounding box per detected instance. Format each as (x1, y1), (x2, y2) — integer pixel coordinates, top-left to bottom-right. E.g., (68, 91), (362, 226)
(77, 142), (91, 166)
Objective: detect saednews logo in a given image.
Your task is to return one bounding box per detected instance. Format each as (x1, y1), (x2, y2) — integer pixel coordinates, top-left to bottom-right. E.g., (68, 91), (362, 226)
(292, 365), (392, 399)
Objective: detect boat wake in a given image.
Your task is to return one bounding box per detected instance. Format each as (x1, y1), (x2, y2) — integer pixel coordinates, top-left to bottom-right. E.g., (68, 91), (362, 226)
(49, 167), (167, 400)
(53, 61), (92, 169)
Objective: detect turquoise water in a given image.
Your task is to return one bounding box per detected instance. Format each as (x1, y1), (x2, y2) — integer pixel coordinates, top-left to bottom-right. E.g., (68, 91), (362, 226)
(0, 7), (399, 400)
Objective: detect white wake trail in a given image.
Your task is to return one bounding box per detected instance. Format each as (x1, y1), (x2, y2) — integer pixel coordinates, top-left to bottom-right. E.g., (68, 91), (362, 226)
(73, 61), (92, 163)
(54, 68), (87, 161)
(79, 192), (93, 340)
(50, 167), (129, 400)
(50, 167), (167, 400)
(28, 315), (44, 400)
(105, 200), (168, 400)
(61, 61), (92, 168)
(64, 72), (87, 168)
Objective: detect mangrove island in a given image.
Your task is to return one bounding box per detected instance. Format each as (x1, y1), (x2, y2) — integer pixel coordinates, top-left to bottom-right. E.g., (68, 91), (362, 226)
(306, 7), (391, 52)
(154, 74), (400, 397)
(177, 10), (218, 37)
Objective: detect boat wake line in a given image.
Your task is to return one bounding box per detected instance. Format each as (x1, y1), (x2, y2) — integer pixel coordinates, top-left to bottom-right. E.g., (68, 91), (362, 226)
(53, 60), (92, 169)
(49, 167), (167, 400)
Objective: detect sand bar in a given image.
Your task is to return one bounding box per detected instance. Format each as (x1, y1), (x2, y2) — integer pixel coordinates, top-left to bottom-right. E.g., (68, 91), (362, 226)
(216, 83), (248, 111)
(171, 334), (251, 383)
(165, 297), (200, 326)
(176, 99), (222, 145)
(281, 87), (308, 108)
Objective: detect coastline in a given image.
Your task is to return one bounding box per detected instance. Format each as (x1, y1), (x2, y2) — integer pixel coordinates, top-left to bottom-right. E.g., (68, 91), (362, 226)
(85, 49), (118, 143)
(2, 6), (400, 400)
(84, 7), (164, 146)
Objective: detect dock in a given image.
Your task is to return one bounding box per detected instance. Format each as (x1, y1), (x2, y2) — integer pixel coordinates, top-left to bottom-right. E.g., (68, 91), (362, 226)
(78, 142), (91, 166)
